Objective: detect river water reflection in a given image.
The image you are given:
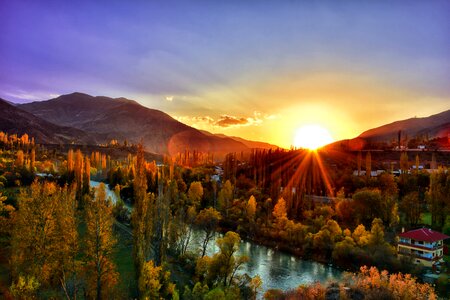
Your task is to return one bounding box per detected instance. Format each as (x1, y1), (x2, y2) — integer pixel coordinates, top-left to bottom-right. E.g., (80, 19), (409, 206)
(189, 230), (343, 292)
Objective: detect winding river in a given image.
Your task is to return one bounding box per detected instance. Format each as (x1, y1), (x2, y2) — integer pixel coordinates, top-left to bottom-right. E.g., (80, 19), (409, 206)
(92, 180), (343, 292)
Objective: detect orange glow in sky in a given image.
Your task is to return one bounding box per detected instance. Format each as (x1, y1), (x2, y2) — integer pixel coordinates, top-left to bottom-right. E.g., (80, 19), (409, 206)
(293, 125), (334, 150)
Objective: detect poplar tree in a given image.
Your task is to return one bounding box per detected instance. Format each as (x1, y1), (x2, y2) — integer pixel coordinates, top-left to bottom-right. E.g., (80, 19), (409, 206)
(132, 144), (154, 283)
(84, 183), (118, 300)
(365, 151), (371, 179)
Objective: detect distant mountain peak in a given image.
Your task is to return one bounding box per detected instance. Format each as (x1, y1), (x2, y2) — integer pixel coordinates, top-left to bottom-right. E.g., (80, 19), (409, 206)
(18, 92), (249, 155)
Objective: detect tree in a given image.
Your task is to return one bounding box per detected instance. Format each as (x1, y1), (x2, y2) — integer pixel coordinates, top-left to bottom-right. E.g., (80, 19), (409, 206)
(0, 191), (15, 235)
(67, 149), (74, 172)
(132, 144), (154, 282)
(196, 207), (221, 257)
(15, 150), (24, 168)
(83, 157), (91, 195)
(246, 195), (257, 222)
(10, 275), (40, 299)
(352, 224), (370, 247)
(369, 218), (385, 247)
(138, 260), (175, 299)
(84, 183), (118, 300)
(11, 182), (78, 292)
(365, 151), (371, 179)
(30, 148), (35, 172)
(250, 275), (262, 300)
(352, 189), (383, 226)
(218, 180), (233, 216)
(272, 197), (287, 222)
(426, 168), (449, 229)
(188, 181), (204, 208)
(400, 152), (409, 174)
(357, 151), (362, 176)
(400, 192), (421, 227)
(202, 231), (249, 287)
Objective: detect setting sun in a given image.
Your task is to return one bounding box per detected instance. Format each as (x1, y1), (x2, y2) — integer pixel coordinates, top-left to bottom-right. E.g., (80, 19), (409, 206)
(294, 125), (334, 150)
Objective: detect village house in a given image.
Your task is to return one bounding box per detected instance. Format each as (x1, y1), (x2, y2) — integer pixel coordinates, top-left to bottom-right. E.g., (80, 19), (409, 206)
(398, 228), (449, 267)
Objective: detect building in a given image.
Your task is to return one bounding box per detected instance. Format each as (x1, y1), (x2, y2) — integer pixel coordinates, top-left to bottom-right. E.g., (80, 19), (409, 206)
(398, 228), (449, 267)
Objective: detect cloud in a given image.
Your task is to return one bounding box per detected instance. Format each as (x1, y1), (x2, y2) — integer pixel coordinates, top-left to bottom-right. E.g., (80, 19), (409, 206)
(215, 115), (249, 127)
(3, 91), (61, 103)
(174, 111), (276, 129)
(165, 96), (174, 102)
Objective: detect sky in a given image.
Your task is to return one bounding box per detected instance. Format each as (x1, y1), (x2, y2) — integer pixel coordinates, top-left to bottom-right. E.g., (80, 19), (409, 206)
(1, 0), (449, 148)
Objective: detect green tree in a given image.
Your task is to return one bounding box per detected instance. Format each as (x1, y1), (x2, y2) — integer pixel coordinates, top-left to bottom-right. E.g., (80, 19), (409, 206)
(218, 180), (233, 216)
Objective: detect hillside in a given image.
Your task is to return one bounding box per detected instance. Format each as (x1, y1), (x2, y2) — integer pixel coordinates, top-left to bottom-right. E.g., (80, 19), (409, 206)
(0, 98), (95, 144)
(19, 92), (249, 155)
(200, 131), (279, 150)
(359, 110), (450, 142)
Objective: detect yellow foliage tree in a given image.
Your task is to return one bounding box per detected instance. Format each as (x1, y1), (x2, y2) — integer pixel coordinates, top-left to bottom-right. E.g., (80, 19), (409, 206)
(84, 183), (118, 299)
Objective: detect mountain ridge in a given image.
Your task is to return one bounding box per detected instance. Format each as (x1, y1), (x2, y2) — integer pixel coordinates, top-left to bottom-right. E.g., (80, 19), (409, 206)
(0, 98), (96, 144)
(19, 93), (251, 155)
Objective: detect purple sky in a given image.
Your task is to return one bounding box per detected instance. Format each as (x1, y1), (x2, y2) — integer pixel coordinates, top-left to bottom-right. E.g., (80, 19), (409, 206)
(1, 0), (449, 146)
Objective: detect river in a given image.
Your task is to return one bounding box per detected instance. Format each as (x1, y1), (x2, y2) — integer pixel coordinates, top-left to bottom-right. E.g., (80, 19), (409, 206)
(92, 180), (343, 293)
(188, 230), (342, 293)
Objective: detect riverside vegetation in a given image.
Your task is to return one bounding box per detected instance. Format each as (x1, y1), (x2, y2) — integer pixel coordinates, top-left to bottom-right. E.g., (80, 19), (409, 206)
(0, 131), (447, 299)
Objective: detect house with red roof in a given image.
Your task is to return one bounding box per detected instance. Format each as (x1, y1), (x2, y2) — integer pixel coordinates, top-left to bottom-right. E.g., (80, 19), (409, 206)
(398, 228), (449, 267)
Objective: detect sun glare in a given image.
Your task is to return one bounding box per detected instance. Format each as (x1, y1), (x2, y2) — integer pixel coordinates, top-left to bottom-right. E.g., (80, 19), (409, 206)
(294, 125), (334, 150)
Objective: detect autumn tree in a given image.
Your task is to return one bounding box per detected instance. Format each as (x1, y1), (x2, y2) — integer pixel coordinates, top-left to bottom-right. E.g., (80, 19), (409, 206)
(11, 182), (78, 294)
(426, 168), (449, 229)
(357, 151), (362, 176)
(0, 191), (15, 235)
(15, 150), (24, 168)
(400, 192), (422, 227)
(218, 180), (233, 216)
(369, 218), (386, 247)
(204, 231), (249, 287)
(83, 157), (91, 195)
(188, 181), (204, 208)
(138, 260), (176, 299)
(67, 149), (74, 172)
(196, 207), (221, 257)
(272, 197), (287, 229)
(400, 152), (409, 174)
(365, 151), (371, 179)
(74, 149), (84, 198)
(246, 195), (257, 222)
(352, 224), (370, 247)
(30, 148), (35, 172)
(353, 266), (436, 300)
(132, 144), (154, 282)
(84, 183), (118, 300)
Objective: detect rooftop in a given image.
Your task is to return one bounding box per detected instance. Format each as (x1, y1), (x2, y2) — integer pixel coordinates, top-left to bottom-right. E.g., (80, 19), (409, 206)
(399, 228), (450, 242)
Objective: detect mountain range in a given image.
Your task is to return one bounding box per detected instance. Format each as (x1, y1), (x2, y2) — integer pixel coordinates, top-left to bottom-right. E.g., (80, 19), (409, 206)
(2, 92), (277, 155)
(1, 92), (449, 154)
(358, 110), (450, 143)
(0, 98), (95, 144)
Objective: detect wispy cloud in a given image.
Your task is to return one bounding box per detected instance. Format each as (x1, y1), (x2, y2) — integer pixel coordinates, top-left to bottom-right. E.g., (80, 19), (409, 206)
(3, 91), (61, 103)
